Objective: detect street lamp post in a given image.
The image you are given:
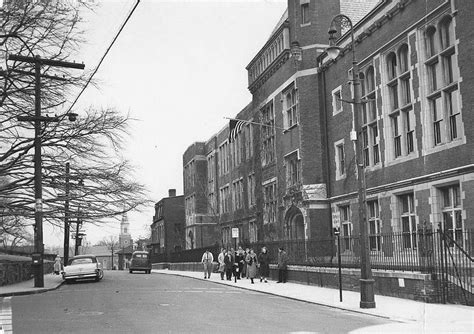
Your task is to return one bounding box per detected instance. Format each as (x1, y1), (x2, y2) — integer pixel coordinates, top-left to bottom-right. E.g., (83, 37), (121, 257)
(326, 14), (375, 309)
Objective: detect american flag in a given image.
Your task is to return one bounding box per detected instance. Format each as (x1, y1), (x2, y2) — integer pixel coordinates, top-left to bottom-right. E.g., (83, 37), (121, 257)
(228, 119), (246, 143)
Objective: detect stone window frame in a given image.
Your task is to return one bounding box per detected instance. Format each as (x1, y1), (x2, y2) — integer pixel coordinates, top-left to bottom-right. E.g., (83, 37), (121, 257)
(419, 13), (464, 155)
(334, 138), (346, 180)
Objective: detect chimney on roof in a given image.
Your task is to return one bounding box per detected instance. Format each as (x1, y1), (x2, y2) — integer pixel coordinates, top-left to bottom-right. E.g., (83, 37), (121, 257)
(168, 189), (176, 197)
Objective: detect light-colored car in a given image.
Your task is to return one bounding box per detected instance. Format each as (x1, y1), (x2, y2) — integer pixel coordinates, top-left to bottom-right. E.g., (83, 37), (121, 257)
(129, 251), (151, 274)
(63, 254), (104, 283)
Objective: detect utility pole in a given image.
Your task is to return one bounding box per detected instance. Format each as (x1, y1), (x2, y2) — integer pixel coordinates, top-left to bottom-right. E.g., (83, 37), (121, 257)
(74, 179), (84, 256)
(10, 54), (84, 288)
(64, 162), (70, 264)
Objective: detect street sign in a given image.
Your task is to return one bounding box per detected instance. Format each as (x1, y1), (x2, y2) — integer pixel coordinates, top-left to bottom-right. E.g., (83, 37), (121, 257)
(231, 227), (239, 238)
(332, 210), (340, 229)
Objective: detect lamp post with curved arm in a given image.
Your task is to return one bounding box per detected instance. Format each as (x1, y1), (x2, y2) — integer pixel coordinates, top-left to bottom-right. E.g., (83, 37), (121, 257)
(326, 14), (375, 309)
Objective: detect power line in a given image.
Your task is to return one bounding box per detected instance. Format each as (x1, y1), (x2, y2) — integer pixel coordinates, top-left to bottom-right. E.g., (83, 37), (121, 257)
(65, 0), (141, 114)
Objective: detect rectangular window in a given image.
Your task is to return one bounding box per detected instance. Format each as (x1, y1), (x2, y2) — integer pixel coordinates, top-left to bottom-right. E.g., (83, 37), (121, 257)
(247, 173), (255, 207)
(284, 86), (299, 128)
(285, 151), (300, 187)
(423, 20), (462, 150)
(431, 97), (443, 145)
(447, 89), (460, 141)
(261, 102), (275, 166)
(440, 184), (463, 247)
(367, 200), (381, 251)
(301, 3), (310, 24)
(339, 205), (352, 251)
(392, 114), (401, 158)
(249, 221), (258, 243)
(263, 181), (277, 225)
(399, 193), (417, 249)
(335, 142), (345, 178)
(245, 123), (254, 159)
(405, 109), (415, 154)
(332, 86), (343, 115)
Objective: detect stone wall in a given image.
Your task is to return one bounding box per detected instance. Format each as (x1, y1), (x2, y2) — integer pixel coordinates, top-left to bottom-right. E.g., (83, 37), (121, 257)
(0, 256), (54, 286)
(155, 261), (441, 303)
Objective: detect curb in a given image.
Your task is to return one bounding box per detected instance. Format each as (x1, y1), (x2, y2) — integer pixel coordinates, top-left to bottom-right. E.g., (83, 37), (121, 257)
(152, 270), (398, 322)
(0, 280), (65, 298)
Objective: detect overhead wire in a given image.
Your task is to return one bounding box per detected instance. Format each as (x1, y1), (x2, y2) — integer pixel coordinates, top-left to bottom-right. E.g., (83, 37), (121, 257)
(65, 0), (141, 115)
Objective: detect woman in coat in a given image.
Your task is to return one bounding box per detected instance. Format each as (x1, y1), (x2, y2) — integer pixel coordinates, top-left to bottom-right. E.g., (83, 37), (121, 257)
(245, 249), (258, 284)
(257, 246), (270, 283)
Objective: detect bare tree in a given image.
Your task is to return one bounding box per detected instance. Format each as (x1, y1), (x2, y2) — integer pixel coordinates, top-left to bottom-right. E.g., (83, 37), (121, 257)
(0, 1), (150, 238)
(96, 235), (118, 269)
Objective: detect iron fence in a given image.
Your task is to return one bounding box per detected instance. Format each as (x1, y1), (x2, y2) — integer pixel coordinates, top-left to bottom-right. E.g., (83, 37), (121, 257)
(156, 229), (472, 273)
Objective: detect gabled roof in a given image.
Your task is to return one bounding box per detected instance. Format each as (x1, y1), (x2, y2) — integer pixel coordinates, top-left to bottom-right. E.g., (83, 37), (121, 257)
(341, 0), (381, 25)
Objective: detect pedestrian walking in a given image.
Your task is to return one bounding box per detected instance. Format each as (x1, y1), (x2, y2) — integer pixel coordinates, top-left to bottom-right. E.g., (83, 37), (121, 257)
(245, 248), (258, 284)
(277, 247), (288, 283)
(53, 255), (62, 275)
(242, 247), (250, 279)
(224, 249), (234, 281)
(258, 246), (270, 283)
(235, 246), (245, 280)
(217, 248), (226, 280)
(201, 249), (214, 279)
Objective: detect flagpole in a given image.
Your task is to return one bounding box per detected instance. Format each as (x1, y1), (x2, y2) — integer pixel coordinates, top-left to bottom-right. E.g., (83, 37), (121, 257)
(224, 117), (287, 130)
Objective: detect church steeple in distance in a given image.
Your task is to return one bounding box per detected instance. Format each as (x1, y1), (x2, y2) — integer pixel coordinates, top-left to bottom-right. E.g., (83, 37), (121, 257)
(119, 212), (132, 249)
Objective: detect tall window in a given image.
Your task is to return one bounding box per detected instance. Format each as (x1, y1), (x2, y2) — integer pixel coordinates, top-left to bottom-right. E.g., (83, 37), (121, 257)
(301, 2), (310, 25)
(247, 173), (256, 207)
(218, 142), (229, 176)
(367, 200), (381, 251)
(335, 140), (345, 179)
(424, 16), (462, 148)
(385, 43), (414, 161)
(399, 193), (417, 249)
(263, 180), (277, 225)
(360, 66), (380, 167)
(332, 86), (343, 115)
(339, 205), (352, 251)
(249, 221), (258, 243)
(285, 151), (300, 187)
(219, 185), (230, 214)
(440, 184), (463, 247)
(207, 153), (216, 212)
(283, 85), (299, 128)
(261, 102), (275, 166)
(232, 178), (244, 210)
(244, 123), (254, 160)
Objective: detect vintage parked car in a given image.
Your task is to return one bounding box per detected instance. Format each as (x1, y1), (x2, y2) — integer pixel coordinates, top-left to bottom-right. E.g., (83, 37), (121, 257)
(63, 254), (104, 283)
(129, 251), (151, 274)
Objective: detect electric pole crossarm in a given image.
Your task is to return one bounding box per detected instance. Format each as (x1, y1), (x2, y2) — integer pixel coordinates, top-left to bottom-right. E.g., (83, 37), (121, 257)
(8, 54), (85, 70)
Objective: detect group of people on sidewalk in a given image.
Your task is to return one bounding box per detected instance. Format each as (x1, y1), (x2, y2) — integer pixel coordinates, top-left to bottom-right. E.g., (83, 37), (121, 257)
(201, 246), (289, 284)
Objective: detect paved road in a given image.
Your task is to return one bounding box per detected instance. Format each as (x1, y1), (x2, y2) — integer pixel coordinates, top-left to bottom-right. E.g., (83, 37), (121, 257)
(8, 271), (392, 333)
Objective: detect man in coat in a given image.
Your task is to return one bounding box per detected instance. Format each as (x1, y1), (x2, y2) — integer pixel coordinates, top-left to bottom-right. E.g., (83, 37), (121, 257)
(277, 247), (288, 283)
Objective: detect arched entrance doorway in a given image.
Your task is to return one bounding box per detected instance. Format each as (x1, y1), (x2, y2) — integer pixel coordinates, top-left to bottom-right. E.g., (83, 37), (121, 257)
(285, 206), (305, 240)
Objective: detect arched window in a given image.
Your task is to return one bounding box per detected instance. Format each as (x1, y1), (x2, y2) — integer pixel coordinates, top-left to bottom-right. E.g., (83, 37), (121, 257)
(439, 16), (454, 50)
(365, 66), (375, 93)
(387, 52), (397, 80)
(359, 72), (366, 96)
(425, 26), (437, 57)
(398, 44), (409, 73)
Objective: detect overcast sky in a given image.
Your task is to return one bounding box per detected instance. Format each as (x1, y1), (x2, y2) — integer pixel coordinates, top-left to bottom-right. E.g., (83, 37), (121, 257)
(44, 0), (287, 247)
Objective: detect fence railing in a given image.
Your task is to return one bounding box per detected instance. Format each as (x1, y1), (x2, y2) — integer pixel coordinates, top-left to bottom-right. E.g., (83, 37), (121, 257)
(153, 229), (473, 274)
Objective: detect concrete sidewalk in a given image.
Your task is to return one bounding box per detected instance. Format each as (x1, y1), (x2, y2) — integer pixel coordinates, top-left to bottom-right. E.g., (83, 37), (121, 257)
(0, 274), (64, 297)
(153, 269), (473, 333)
